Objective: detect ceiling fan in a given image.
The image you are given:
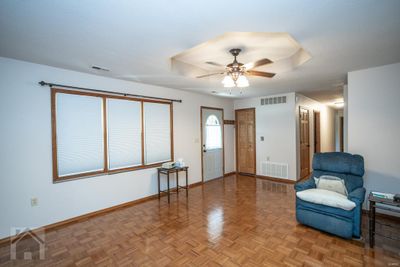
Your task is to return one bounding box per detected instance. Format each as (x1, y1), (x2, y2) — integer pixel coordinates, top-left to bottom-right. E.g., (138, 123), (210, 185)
(196, 48), (275, 88)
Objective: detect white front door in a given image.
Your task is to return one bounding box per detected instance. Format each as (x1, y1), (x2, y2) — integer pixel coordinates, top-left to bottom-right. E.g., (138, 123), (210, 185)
(202, 108), (224, 182)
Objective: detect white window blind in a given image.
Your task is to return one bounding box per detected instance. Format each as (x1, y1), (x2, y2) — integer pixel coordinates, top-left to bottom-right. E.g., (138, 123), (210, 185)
(56, 93), (104, 177)
(144, 102), (171, 164)
(107, 99), (142, 170)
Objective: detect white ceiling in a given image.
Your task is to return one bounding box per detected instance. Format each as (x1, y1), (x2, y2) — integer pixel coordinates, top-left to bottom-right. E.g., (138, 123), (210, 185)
(1, 0), (400, 102)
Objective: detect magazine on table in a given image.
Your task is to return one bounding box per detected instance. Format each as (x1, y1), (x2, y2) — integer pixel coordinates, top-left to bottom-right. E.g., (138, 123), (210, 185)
(371, 191), (394, 200)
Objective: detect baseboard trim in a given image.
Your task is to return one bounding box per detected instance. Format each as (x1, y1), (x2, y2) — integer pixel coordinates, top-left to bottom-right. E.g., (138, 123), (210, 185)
(224, 171), (237, 177)
(0, 180), (204, 247)
(237, 172), (256, 177)
(256, 175), (296, 184)
(189, 181), (203, 188)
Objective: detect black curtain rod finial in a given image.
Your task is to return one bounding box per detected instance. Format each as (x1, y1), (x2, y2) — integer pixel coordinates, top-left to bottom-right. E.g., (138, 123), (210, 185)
(39, 81), (47, 86)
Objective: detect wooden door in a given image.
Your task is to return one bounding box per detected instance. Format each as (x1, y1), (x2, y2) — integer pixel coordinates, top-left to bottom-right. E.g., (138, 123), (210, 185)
(314, 111), (321, 153)
(340, 116), (344, 152)
(236, 108), (256, 175)
(299, 107), (310, 178)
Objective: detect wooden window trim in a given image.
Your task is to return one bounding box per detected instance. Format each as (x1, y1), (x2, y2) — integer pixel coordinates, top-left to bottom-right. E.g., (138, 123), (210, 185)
(51, 88), (174, 183)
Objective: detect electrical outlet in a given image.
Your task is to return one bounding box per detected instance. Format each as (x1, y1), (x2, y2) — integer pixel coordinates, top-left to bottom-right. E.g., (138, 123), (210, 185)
(31, 197), (38, 207)
(260, 136), (264, 141)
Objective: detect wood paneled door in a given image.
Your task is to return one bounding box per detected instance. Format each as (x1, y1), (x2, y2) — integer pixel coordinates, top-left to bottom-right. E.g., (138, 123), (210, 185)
(299, 107), (310, 178)
(236, 108), (256, 175)
(314, 110), (321, 153)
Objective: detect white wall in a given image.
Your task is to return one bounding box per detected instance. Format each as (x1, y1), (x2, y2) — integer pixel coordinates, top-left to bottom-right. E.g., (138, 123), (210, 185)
(234, 93), (335, 181)
(0, 57), (235, 238)
(348, 62), (400, 201)
(234, 93), (298, 180)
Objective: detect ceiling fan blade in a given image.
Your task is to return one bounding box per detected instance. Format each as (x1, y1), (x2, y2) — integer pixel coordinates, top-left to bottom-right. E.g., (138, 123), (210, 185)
(205, 61), (224, 67)
(196, 72), (225, 78)
(244, 58), (273, 70)
(247, 70), (276, 78)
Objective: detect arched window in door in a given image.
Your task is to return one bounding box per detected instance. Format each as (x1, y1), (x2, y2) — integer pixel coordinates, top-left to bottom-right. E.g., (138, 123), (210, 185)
(205, 115), (222, 149)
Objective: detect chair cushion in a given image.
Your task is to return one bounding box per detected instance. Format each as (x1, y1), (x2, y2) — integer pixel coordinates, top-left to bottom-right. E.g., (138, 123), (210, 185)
(314, 175), (348, 196)
(313, 171), (363, 193)
(296, 189), (356, 211)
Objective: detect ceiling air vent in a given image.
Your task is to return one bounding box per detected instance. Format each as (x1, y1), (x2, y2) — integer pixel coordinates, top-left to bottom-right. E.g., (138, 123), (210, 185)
(91, 65), (110, 72)
(261, 96), (287, 106)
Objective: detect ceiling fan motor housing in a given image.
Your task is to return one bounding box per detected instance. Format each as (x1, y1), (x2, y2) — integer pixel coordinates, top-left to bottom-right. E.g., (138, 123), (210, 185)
(229, 48), (242, 57)
(227, 48), (245, 80)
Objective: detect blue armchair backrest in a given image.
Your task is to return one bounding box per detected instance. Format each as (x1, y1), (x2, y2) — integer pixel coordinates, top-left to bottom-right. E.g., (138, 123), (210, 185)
(312, 152), (364, 193)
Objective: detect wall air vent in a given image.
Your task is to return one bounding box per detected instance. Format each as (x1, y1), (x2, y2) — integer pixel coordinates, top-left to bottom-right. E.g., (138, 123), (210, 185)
(261, 161), (289, 179)
(260, 96), (287, 106)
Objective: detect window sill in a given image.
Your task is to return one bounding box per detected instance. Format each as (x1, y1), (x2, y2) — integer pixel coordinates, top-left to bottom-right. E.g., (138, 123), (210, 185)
(53, 162), (168, 183)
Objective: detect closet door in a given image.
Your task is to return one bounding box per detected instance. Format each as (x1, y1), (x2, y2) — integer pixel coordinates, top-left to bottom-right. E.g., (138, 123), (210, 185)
(299, 107), (310, 178)
(236, 108), (256, 175)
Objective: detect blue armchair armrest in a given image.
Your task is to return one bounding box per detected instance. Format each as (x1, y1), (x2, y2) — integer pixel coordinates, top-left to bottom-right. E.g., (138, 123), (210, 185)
(348, 187), (366, 205)
(294, 178), (315, 192)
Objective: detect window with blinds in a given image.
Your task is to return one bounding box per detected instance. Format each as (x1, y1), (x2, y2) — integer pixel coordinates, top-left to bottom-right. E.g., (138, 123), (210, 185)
(144, 102), (172, 164)
(52, 89), (173, 181)
(107, 98), (142, 170)
(55, 93), (105, 177)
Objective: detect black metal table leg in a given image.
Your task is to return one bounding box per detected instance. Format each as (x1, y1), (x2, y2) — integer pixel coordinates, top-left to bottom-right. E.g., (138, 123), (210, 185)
(176, 170), (179, 195)
(186, 168), (189, 197)
(157, 170), (160, 199)
(167, 172), (170, 203)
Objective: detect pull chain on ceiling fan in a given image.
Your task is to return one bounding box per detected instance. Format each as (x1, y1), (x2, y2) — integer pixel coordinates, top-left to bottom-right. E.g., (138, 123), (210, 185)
(196, 48), (275, 88)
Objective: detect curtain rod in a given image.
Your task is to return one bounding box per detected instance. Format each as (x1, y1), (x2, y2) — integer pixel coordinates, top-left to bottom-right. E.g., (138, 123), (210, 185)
(38, 81), (182, 103)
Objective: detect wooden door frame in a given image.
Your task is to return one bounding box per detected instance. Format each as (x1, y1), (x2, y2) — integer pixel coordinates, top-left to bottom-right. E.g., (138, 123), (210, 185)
(200, 106), (225, 183)
(299, 106), (311, 179)
(235, 108), (256, 176)
(313, 110), (321, 153)
(340, 116), (344, 152)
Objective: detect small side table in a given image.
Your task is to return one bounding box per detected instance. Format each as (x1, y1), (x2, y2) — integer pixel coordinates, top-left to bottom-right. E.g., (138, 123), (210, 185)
(368, 193), (400, 248)
(157, 166), (189, 203)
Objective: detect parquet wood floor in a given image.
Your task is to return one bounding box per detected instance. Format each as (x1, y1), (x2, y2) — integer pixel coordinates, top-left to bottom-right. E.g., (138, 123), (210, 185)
(1, 175), (399, 266)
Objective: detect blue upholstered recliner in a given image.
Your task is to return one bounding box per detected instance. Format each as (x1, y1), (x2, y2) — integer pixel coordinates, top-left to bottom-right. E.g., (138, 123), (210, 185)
(294, 152), (366, 239)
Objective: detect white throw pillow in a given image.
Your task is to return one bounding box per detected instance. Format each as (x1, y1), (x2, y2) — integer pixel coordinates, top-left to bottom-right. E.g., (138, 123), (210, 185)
(297, 189), (356, 211)
(314, 175), (348, 196)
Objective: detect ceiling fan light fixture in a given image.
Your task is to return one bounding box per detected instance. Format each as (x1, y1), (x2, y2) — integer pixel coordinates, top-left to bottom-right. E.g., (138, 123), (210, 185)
(236, 75), (249, 88)
(222, 75), (235, 87)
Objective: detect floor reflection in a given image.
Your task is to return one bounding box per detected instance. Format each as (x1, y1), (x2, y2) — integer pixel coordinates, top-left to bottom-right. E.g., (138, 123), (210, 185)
(259, 179), (289, 193)
(207, 206), (224, 242)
